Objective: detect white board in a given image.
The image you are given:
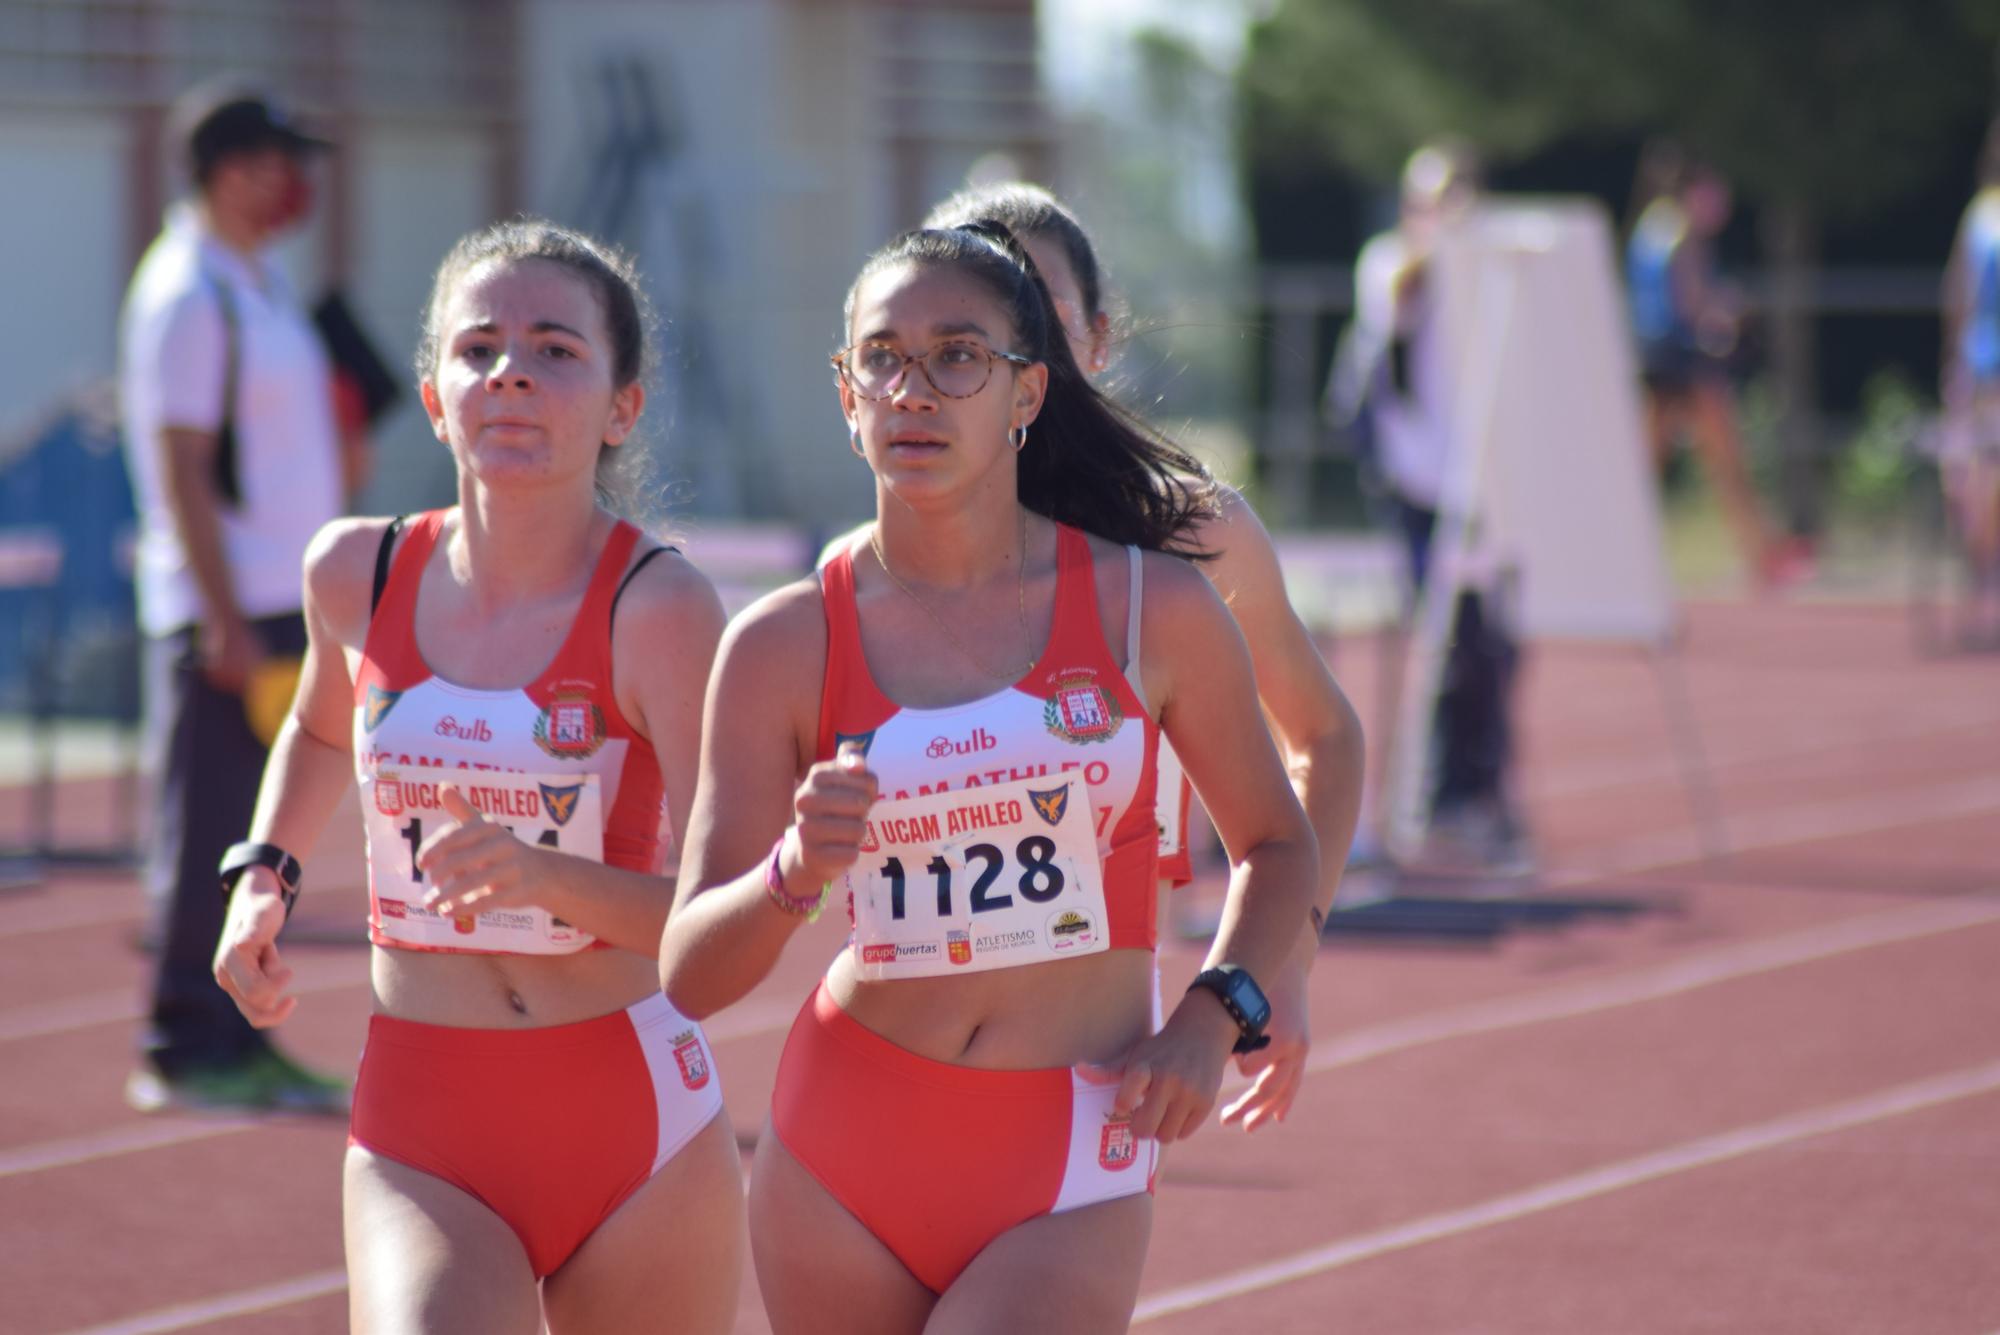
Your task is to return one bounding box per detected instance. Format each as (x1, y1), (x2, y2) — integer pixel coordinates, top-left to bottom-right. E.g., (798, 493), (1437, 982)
(1429, 199), (1674, 644)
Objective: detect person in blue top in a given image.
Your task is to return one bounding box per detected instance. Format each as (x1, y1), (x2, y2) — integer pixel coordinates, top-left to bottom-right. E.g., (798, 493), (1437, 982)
(1627, 142), (1806, 593)
(1941, 117), (2000, 605)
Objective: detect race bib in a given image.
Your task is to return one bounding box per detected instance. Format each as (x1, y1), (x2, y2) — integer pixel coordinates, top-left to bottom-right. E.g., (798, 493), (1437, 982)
(362, 768), (602, 954)
(845, 774), (1108, 980)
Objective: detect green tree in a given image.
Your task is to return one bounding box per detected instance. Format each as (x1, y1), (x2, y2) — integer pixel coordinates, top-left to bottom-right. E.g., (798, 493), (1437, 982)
(1240, 0), (2000, 531)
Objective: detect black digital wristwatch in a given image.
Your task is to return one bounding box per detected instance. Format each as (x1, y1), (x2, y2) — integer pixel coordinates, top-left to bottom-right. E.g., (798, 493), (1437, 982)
(218, 841), (303, 921)
(1186, 964), (1273, 1054)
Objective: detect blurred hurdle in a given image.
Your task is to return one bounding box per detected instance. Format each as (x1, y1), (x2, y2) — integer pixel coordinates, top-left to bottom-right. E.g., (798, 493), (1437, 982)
(0, 387), (142, 880)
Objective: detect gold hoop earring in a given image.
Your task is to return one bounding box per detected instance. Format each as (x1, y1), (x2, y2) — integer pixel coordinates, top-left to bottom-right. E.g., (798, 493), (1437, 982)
(1009, 424), (1028, 452)
(849, 429), (865, 459)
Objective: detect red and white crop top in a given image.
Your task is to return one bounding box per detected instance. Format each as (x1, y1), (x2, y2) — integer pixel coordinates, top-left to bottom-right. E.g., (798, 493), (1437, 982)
(817, 523), (1160, 970)
(351, 509), (668, 954)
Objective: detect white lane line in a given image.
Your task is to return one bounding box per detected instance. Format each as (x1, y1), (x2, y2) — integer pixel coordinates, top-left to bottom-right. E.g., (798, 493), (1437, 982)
(1225, 895), (2000, 1095)
(0, 956), (370, 1044)
(1528, 709), (2000, 803)
(1138, 1057), (2000, 1324)
(0, 1118), (254, 1180)
(57, 1268), (348, 1335)
(1544, 774), (2000, 887)
(3, 765), (1992, 1047)
(10, 895), (1993, 1187)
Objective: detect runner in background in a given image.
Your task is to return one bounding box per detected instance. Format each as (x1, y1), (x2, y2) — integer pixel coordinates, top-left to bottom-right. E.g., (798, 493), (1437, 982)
(210, 219), (743, 1334)
(1627, 141), (1810, 593)
(660, 223), (1319, 1333)
(923, 184), (1362, 1121)
(1939, 116), (2000, 620)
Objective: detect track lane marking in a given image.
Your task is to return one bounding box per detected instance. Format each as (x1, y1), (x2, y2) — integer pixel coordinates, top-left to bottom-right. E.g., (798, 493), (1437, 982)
(0, 1118), (254, 1180)
(1221, 894), (2000, 1095)
(1138, 1057), (2000, 1323)
(7, 895), (1994, 1184)
(56, 1269), (349, 1335)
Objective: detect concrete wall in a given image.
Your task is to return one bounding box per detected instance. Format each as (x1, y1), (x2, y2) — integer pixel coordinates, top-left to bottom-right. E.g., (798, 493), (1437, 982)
(0, 111), (127, 446)
(2, 0), (1047, 532)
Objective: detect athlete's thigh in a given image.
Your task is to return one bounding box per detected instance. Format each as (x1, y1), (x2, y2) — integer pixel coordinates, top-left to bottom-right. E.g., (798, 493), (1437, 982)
(343, 1144), (540, 1335)
(748, 1117), (934, 1335)
(541, 1112), (746, 1335)
(927, 1192), (1152, 1335)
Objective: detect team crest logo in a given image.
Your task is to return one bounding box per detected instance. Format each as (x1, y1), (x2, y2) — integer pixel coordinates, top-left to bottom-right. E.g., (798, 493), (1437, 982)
(1099, 1118), (1138, 1172)
(833, 730), (876, 759)
(363, 685), (402, 732)
(671, 1030), (710, 1090)
(1027, 784), (1070, 827)
(373, 772), (404, 817)
(533, 693), (607, 759)
(947, 930), (971, 966)
(1044, 676), (1121, 744)
(539, 782), (583, 828)
(452, 914), (477, 935)
(859, 820), (881, 854)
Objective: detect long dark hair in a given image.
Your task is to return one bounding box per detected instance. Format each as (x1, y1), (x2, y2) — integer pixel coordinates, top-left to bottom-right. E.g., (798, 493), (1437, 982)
(843, 224), (1213, 556)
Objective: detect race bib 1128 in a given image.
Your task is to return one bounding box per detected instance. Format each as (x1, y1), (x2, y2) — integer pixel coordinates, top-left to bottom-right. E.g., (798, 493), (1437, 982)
(845, 774), (1109, 980)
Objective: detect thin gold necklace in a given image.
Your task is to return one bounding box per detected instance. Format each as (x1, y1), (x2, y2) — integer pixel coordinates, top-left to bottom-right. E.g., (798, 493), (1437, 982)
(868, 511), (1035, 681)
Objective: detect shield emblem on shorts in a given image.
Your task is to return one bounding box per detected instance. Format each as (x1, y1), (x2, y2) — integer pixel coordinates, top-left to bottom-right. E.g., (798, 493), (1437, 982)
(673, 1032), (710, 1091)
(1099, 1119), (1137, 1171)
(1028, 784), (1070, 827)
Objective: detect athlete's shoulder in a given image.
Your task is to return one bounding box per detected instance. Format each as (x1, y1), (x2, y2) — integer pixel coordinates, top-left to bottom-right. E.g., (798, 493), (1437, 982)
(610, 541), (725, 638)
(721, 575), (828, 657)
(303, 516), (404, 633)
(1184, 483), (1270, 555)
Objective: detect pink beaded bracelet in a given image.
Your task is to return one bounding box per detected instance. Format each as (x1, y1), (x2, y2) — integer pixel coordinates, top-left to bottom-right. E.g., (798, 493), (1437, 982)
(764, 834), (827, 922)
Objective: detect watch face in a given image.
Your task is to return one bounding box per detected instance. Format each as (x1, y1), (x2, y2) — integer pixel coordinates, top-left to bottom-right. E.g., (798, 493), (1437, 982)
(1227, 970), (1272, 1031)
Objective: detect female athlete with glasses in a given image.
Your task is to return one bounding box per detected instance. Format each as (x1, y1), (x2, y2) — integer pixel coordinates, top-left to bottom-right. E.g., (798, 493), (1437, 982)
(211, 220), (744, 1333)
(924, 183), (1365, 1131)
(660, 222), (1319, 1333)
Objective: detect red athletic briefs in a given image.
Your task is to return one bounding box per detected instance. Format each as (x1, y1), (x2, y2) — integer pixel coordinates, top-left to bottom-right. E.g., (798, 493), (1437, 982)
(770, 982), (1159, 1293)
(349, 992), (723, 1277)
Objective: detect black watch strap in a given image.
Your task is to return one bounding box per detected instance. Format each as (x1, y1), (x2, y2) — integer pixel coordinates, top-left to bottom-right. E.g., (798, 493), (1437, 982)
(1187, 966), (1273, 1055)
(218, 841), (303, 919)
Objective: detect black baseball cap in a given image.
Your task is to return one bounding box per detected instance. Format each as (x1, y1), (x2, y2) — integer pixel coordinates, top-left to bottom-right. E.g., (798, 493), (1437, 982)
(175, 85), (332, 183)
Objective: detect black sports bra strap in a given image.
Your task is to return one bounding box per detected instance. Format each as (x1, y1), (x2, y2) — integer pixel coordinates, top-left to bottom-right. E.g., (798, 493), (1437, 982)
(370, 515), (407, 619)
(609, 545), (681, 629)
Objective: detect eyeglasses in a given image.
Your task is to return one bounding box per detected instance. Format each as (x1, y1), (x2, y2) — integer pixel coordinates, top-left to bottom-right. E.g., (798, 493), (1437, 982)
(832, 339), (1034, 401)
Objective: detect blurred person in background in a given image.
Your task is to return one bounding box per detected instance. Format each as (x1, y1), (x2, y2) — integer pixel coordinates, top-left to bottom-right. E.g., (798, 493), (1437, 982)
(922, 181), (1363, 1130)
(1939, 115), (2000, 613)
(1333, 142), (1529, 872)
(118, 82), (362, 1114)
(1627, 140), (1809, 593)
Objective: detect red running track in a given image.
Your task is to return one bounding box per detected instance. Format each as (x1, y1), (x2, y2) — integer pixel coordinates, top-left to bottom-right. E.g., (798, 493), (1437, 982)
(1, 600), (1996, 1334)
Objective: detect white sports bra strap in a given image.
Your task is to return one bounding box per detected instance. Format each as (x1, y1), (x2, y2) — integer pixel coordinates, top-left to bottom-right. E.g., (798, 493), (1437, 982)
(1123, 545), (1147, 710)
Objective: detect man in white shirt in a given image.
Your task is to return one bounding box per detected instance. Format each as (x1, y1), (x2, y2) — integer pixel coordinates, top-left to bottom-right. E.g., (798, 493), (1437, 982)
(1334, 144), (1527, 872)
(120, 84), (359, 1113)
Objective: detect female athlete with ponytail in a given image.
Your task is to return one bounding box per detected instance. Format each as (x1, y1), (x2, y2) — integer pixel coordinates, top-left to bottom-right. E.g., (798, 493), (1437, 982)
(661, 222), (1319, 1332)
(924, 183), (1364, 1133)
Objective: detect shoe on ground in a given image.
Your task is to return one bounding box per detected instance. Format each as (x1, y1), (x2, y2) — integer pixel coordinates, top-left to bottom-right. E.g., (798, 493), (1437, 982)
(125, 1049), (350, 1118)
